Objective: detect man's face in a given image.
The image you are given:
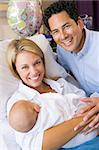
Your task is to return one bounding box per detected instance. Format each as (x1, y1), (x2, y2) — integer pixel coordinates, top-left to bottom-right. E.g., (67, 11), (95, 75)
(48, 11), (85, 53)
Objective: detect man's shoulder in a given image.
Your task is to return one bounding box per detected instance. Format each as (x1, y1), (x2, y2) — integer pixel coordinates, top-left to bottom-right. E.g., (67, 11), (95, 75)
(56, 45), (69, 57)
(86, 28), (99, 38)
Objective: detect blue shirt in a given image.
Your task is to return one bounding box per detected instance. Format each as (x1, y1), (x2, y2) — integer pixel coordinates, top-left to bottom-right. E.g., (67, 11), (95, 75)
(57, 28), (99, 96)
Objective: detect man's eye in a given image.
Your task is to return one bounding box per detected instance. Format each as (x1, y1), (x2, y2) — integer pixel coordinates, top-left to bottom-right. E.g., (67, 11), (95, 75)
(51, 30), (58, 35)
(63, 24), (71, 29)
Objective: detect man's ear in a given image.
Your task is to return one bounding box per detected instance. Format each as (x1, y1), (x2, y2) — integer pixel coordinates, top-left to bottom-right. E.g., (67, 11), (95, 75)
(49, 31), (52, 36)
(77, 17), (84, 29)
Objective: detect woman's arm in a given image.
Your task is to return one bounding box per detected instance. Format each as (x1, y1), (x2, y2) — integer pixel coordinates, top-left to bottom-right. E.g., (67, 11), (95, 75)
(42, 116), (84, 150)
(42, 114), (95, 150)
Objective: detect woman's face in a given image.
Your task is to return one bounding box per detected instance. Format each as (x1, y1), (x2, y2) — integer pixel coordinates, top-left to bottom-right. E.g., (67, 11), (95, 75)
(48, 11), (85, 53)
(15, 51), (45, 89)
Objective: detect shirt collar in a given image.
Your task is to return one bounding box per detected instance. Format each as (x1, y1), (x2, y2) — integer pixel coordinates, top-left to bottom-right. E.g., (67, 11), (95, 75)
(18, 78), (64, 98)
(44, 78), (64, 94)
(73, 27), (90, 59)
(18, 81), (40, 99)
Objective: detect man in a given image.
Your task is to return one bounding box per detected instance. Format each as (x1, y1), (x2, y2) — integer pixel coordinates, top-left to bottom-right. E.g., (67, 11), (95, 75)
(43, 0), (99, 133)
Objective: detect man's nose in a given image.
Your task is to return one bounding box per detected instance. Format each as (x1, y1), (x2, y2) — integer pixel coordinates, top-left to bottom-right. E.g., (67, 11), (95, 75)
(60, 29), (67, 40)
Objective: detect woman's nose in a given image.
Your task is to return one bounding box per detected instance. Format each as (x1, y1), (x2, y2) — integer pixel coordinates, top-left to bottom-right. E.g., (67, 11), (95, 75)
(30, 66), (38, 75)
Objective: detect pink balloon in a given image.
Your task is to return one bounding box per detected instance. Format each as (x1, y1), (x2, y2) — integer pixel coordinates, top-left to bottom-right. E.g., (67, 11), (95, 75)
(7, 0), (43, 37)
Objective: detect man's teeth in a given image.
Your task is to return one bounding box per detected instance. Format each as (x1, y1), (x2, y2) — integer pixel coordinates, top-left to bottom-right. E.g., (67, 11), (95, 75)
(65, 39), (72, 45)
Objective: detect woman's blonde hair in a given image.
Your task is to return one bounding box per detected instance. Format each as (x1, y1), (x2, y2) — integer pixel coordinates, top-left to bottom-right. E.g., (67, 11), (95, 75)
(7, 38), (45, 79)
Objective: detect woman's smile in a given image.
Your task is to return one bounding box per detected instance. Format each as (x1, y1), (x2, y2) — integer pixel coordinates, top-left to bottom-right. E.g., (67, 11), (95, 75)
(15, 51), (45, 89)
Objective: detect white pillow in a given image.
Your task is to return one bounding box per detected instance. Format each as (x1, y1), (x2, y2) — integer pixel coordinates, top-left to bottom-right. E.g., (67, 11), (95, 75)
(0, 39), (19, 120)
(0, 34), (67, 120)
(29, 34), (67, 79)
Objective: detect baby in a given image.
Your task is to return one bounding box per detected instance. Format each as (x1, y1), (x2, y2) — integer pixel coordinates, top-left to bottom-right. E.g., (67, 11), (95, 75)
(9, 100), (39, 132)
(8, 93), (97, 148)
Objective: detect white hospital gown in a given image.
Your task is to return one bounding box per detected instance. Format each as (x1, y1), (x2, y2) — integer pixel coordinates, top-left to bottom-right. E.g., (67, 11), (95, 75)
(7, 78), (97, 150)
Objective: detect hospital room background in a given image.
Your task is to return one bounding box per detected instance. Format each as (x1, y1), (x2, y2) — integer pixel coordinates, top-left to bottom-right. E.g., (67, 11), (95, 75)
(0, 0), (99, 41)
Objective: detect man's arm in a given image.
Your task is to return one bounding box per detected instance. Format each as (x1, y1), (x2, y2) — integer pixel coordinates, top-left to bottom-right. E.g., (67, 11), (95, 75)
(74, 97), (99, 134)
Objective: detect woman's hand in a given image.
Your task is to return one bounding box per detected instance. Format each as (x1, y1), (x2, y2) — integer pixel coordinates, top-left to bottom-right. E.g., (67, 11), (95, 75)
(74, 97), (99, 134)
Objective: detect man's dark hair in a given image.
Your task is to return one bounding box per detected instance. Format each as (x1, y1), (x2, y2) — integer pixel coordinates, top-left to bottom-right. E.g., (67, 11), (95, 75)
(43, 0), (79, 31)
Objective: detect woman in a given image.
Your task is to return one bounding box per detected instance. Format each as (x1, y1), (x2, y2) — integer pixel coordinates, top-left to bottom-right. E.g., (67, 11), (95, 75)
(6, 38), (97, 150)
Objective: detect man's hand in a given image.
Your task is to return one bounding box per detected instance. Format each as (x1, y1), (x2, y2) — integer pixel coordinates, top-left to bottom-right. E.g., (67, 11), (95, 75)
(74, 97), (99, 134)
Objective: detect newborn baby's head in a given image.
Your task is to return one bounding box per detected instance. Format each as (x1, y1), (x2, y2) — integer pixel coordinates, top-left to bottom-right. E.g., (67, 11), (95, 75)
(9, 100), (38, 132)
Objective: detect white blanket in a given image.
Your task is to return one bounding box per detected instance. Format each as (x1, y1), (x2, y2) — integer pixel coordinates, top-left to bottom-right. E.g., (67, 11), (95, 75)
(0, 119), (21, 150)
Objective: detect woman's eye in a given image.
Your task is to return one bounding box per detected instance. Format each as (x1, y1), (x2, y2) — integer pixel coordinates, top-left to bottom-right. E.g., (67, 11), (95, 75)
(21, 66), (28, 70)
(33, 61), (42, 66)
(36, 61), (41, 65)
